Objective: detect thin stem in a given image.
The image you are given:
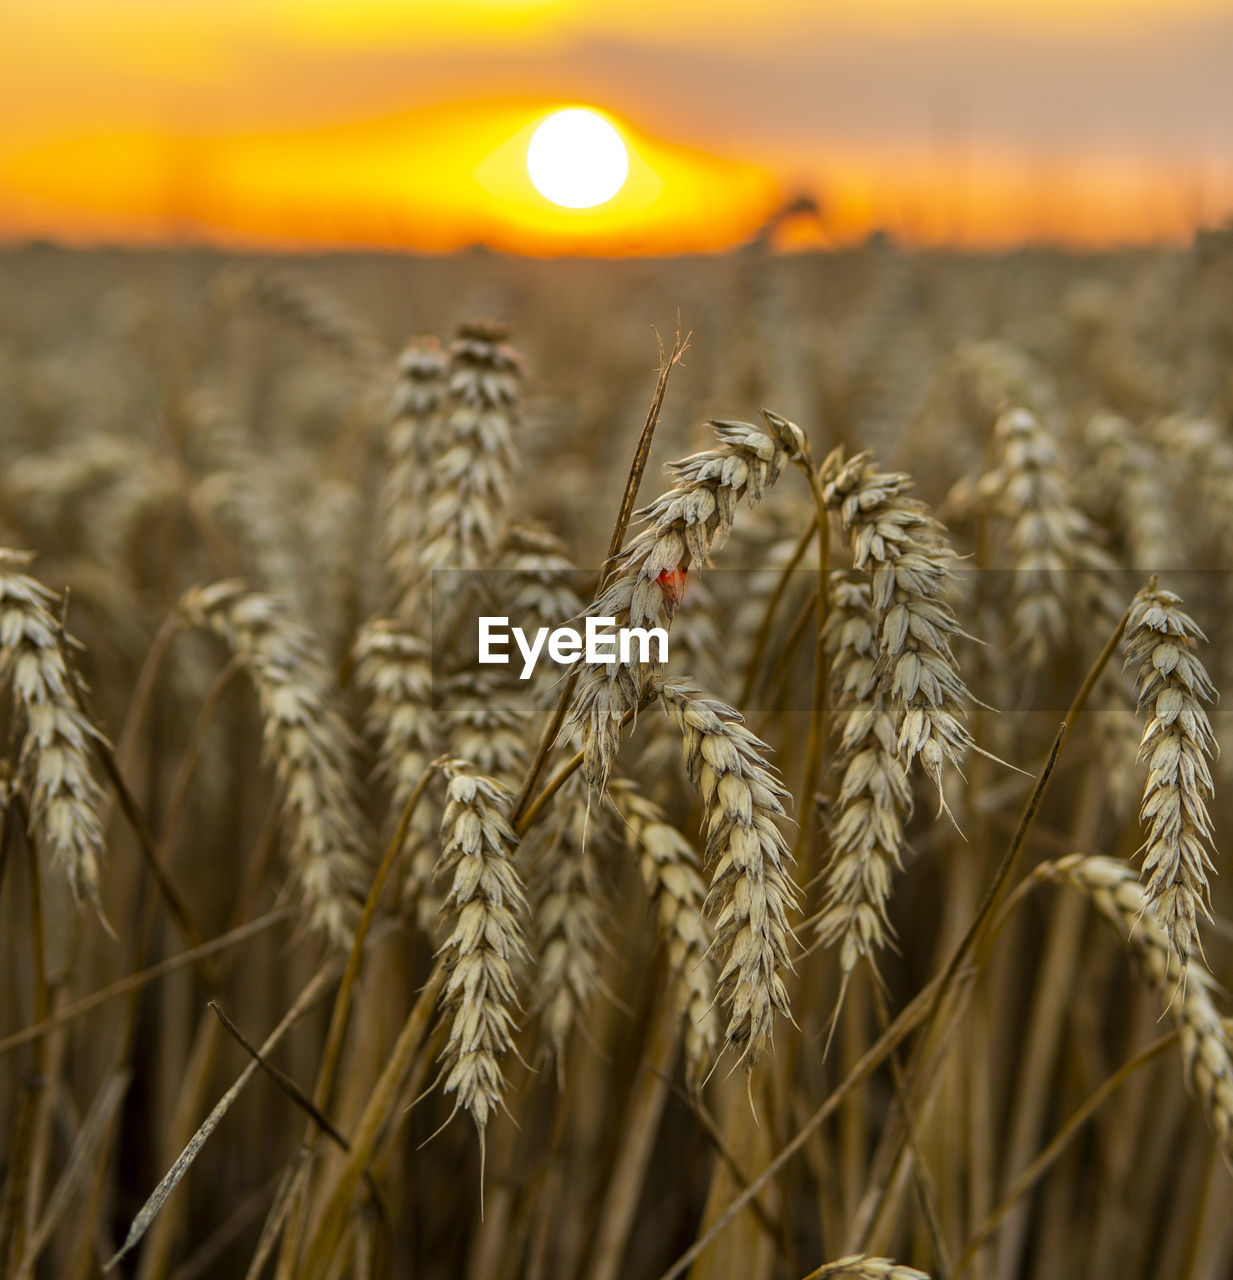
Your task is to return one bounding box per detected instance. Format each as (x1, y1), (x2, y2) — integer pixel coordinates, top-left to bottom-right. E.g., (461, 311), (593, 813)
(0, 909), (292, 1059)
(1061, 602), (1132, 740)
(156, 658), (242, 871)
(586, 985), (680, 1280)
(115, 614), (182, 777)
(954, 1032), (1178, 1276)
(57, 626), (206, 954)
(298, 967), (446, 1280)
(312, 761), (443, 1117)
(738, 516), (816, 709)
(870, 983), (953, 1280)
(655, 974), (944, 1280)
(209, 1002), (355, 1156)
(275, 763), (443, 1276)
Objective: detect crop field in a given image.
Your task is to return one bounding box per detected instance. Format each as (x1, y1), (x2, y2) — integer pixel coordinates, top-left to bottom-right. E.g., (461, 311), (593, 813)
(1, 234), (1233, 1279)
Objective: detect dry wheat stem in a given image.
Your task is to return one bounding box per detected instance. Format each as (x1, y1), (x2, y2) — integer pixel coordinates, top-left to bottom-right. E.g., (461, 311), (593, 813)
(792, 451), (835, 867)
(656, 974), (944, 1280)
(509, 334), (684, 827)
(1122, 582), (1219, 973)
(739, 515), (817, 709)
(0, 910), (292, 1060)
(954, 1028), (1177, 1276)
(310, 759), (445, 1127)
(106, 961), (339, 1270)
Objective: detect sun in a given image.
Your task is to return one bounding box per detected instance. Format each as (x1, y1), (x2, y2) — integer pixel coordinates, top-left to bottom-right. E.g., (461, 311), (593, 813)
(526, 108), (629, 209)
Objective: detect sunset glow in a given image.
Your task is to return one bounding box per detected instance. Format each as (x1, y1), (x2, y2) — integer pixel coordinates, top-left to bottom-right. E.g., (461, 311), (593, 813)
(0, 0), (1230, 253)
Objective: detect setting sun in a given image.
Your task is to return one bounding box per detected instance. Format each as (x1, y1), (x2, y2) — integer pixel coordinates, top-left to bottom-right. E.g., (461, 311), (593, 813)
(526, 108), (629, 209)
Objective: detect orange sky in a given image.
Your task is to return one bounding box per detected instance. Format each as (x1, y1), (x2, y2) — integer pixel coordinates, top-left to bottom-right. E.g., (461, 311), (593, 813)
(2, 0), (1231, 253)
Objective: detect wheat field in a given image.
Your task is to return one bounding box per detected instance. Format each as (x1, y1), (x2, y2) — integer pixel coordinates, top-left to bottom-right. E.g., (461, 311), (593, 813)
(1, 233), (1233, 1279)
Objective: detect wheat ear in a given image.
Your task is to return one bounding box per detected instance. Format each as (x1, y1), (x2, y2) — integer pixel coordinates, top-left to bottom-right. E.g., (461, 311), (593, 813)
(816, 576), (912, 975)
(0, 548), (107, 909)
(658, 678), (798, 1069)
(379, 339), (448, 613)
(411, 322), (522, 618)
(609, 780), (721, 1088)
(352, 619), (444, 931)
(980, 407), (1113, 671)
(1121, 583), (1219, 973)
(221, 265), (385, 371)
(529, 773), (606, 1076)
(433, 766), (529, 1151)
(180, 582), (368, 947)
(1084, 410), (1173, 571)
(821, 449), (973, 816)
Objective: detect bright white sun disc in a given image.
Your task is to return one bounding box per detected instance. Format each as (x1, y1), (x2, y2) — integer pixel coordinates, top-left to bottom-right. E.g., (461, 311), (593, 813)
(526, 109), (629, 209)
